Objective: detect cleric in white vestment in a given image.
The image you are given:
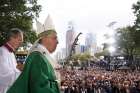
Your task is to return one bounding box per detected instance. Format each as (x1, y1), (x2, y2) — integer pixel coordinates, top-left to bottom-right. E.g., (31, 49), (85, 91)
(0, 28), (23, 93)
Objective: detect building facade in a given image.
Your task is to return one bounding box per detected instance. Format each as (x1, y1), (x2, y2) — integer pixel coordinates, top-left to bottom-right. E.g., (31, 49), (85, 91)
(66, 21), (76, 57)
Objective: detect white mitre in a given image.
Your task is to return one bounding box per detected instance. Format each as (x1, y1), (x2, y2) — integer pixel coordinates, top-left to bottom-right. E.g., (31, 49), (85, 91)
(36, 14), (55, 35)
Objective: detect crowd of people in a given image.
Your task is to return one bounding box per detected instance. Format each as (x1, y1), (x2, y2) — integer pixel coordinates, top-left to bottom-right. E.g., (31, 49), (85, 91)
(60, 68), (140, 93)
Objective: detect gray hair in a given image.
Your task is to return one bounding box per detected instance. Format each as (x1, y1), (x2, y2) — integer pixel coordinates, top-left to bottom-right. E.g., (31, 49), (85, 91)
(6, 28), (23, 41)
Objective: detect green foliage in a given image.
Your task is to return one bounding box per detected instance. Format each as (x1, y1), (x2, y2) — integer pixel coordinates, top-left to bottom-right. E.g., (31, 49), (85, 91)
(94, 50), (110, 58)
(24, 30), (37, 44)
(115, 26), (140, 55)
(0, 0), (41, 45)
(132, 0), (140, 54)
(132, 1), (140, 28)
(102, 43), (109, 50)
(71, 53), (91, 61)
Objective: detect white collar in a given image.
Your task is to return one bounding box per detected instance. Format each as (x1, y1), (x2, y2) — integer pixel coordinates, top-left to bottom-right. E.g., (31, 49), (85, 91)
(29, 44), (59, 69)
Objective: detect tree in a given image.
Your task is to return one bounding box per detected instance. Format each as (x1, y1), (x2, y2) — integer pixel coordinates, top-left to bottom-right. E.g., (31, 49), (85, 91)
(0, 0), (41, 45)
(132, 0), (140, 48)
(71, 53), (91, 61)
(133, 1), (140, 29)
(70, 53), (92, 67)
(24, 30), (38, 44)
(94, 50), (109, 59)
(115, 26), (140, 62)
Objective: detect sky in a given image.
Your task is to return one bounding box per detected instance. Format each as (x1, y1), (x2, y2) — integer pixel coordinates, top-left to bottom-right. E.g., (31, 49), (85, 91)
(34, 0), (138, 53)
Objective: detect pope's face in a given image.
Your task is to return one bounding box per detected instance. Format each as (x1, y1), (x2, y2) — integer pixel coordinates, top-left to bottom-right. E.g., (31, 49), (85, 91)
(44, 33), (58, 53)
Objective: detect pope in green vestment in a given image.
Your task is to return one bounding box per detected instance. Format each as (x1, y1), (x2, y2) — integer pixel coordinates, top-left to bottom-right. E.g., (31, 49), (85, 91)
(7, 29), (60, 93)
(7, 51), (60, 93)
(7, 52), (60, 93)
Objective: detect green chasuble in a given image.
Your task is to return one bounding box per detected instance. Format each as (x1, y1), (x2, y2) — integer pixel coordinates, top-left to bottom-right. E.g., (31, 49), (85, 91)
(7, 51), (60, 93)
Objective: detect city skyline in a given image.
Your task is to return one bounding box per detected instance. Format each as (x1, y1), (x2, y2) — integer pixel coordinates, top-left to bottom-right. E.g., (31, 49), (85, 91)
(34, 0), (137, 55)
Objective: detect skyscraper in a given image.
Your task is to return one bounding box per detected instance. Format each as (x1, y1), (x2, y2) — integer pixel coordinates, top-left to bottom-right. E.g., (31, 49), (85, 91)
(75, 45), (86, 54)
(66, 21), (75, 57)
(85, 32), (97, 55)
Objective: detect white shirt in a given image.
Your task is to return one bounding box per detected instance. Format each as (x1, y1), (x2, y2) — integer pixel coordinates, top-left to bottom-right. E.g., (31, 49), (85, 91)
(0, 46), (20, 93)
